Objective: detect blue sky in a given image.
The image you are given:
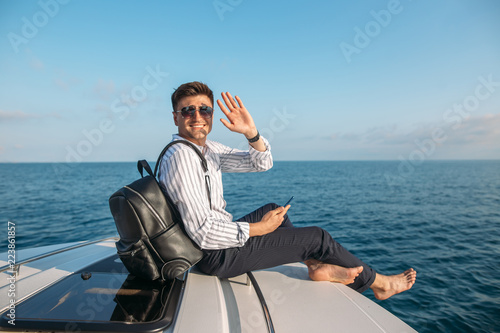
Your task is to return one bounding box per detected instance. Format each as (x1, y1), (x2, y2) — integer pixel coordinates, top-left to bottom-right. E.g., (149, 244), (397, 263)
(1, 0), (499, 162)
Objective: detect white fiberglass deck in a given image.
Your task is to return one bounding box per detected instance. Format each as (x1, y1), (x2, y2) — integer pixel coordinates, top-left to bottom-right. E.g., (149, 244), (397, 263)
(0, 239), (417, 333)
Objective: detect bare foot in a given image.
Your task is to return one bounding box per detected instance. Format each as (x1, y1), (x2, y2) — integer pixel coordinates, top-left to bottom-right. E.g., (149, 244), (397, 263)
(371, 268), (417, 300)
(307, 261), (364, 285)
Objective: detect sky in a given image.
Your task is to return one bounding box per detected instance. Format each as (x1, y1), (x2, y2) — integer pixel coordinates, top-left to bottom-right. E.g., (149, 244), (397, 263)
(1, 0), (499, 162)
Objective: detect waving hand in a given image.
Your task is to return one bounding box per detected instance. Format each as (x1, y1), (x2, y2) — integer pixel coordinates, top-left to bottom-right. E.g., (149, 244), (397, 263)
(217, 92), (258, 139)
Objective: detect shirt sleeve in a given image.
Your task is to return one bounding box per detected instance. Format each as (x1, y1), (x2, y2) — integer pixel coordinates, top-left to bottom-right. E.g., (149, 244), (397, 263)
(158, 147), (250, 250)
(213, 136), (273, 173)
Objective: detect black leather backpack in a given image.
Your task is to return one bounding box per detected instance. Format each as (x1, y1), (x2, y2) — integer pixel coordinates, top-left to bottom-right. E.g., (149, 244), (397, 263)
(109, 140), (207, 280)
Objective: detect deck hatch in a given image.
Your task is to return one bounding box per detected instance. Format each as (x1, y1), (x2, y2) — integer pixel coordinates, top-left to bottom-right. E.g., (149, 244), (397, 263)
(0, 255), (183, 332)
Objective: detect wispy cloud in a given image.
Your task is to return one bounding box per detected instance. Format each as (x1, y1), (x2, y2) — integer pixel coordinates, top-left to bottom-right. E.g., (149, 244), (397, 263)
(25, 48), (44, 71)
(444, 113), (500, 146)
(29, 55), (44, 71)
(330, 113), (500, 147)
(0, 109), (61, 121)
(323, 113), (500, 159)
(93, 78), (116, 101)
(53, 69), (81, 91)
(0, 110), (36, 120)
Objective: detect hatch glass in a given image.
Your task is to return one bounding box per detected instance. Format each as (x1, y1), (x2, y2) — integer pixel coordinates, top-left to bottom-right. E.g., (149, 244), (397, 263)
(0, 255), (182, 332)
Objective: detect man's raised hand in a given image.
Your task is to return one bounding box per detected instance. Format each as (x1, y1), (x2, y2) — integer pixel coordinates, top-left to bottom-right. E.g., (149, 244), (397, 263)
(217, 92), (258, 139)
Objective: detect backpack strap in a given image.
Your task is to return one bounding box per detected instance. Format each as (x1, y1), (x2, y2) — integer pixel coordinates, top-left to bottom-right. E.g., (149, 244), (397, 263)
(153, 140), (212, 209)
(153, 140), (208, 176)
(137, 160), (154, 177)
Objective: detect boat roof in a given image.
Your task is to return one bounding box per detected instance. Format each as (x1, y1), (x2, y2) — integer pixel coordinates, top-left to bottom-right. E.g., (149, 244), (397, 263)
(0, 238), (416, 333)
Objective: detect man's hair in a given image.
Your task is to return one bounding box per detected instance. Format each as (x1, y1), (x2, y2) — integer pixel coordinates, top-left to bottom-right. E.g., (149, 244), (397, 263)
(171, 81), (214, 111)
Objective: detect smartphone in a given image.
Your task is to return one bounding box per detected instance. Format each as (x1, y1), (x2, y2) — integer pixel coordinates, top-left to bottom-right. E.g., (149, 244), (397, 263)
(284, 196), (294, 207)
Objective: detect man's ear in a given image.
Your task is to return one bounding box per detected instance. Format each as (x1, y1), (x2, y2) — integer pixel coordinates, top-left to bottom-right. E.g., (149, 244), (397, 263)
(172, 112), (179, 126)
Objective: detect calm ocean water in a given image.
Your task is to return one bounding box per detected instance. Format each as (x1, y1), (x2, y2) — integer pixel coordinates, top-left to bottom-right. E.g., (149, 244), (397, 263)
(1, 161), (499, 332)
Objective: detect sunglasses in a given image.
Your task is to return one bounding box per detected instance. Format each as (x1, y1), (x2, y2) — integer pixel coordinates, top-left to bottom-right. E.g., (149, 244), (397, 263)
(175, 105), (214, 119)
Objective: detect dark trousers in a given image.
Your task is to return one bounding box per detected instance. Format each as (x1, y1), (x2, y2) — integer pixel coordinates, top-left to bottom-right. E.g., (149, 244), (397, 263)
(197, 203), (376, 293)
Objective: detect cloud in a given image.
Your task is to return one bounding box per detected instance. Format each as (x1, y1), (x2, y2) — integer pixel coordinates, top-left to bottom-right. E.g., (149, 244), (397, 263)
(25, 48), (44, 71)
(29, 56), (44, 71)
(53, 69), (81, 91)
(0, 110), (35, 120)
(93, 79), (116, 101)
(444, 113), (500, 146)
(324, 113), (500, 159)
(331, 113), (500, 148)
(330, 124), (415, 147)
(0, 109), (61, 121)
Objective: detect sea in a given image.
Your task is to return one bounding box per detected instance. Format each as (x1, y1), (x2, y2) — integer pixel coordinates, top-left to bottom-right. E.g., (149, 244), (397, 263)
(1, 160), (499, 332)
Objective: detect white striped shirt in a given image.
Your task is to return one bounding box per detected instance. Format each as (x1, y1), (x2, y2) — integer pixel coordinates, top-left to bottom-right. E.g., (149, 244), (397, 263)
(158, 134), (273, 250)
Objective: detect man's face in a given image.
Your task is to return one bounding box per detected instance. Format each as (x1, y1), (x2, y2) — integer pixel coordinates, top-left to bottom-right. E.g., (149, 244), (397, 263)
(173, 94), (213, 146)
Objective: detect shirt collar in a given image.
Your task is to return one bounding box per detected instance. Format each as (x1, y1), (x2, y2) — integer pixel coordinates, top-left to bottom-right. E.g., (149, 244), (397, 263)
(172, 134), (212, 153)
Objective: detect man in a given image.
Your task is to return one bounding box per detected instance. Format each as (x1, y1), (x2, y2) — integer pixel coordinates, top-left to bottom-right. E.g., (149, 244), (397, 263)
(158, 81), (416, 299)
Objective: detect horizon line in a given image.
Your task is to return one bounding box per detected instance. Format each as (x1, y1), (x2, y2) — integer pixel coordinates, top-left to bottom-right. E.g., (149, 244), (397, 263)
(1, 159), (500, 164)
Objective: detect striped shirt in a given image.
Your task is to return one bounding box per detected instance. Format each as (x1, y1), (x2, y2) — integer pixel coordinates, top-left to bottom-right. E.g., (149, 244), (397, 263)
(158, 134), (273, 250)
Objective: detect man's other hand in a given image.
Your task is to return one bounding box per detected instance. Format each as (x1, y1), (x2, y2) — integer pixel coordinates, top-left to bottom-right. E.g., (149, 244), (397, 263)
(249, 205), (291, 237)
